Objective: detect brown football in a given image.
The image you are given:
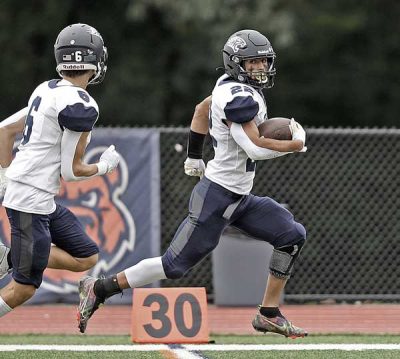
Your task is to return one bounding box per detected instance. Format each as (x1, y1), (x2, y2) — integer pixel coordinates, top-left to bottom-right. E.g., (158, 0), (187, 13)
(258, 117), (292, 140)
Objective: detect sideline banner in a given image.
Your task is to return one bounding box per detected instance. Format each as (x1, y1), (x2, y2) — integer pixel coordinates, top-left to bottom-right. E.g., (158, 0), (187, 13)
(0, 128), (160, 304)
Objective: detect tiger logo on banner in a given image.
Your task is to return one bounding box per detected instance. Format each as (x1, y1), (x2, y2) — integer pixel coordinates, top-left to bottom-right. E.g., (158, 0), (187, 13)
(0, 146), (136, 294)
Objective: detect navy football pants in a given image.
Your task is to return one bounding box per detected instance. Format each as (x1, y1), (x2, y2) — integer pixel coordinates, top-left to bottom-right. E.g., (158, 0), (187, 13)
(6, 204), (99, 288)
(162, 177), (306, 279)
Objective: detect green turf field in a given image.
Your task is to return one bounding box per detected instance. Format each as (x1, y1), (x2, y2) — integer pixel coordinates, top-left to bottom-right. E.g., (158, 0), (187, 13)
(0, 334), (400, 358)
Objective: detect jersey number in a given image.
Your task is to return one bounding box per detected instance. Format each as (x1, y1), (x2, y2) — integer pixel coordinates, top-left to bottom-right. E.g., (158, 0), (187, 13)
(21, 96), (42, 145)
(230, 86), (254, 96)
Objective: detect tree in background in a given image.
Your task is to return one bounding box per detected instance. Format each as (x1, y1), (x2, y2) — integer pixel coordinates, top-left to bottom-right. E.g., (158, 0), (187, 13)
(0, 0), (399, 127)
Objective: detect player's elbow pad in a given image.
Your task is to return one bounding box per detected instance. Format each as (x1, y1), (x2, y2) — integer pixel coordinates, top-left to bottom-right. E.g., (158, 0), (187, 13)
(230, 122), (289, 161)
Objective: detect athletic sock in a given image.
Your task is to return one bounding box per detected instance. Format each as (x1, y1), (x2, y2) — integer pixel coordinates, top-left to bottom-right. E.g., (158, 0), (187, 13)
(0, 296), (12, 317)
(260, 306), (282, 318)
(124, 257), (166, 288)
(93, 275), (122, 300)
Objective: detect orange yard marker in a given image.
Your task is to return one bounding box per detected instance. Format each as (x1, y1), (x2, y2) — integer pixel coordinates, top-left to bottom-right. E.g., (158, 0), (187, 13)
(131, 287), (209, 343)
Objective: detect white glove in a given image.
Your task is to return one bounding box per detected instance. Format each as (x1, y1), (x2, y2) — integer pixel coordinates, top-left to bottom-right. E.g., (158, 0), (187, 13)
(184, 158), (205, 178)
(0, 166), (8, 198)
(97, 145), (120, 175)
(289, 118), (306, 150)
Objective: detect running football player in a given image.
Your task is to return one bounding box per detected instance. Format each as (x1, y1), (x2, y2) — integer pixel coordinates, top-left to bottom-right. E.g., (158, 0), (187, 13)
(0, 23), (120, 318)
(78, 29), (307, 338)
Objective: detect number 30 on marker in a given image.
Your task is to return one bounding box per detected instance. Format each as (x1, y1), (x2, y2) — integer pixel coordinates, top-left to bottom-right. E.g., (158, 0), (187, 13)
(131, 287), (209, 343)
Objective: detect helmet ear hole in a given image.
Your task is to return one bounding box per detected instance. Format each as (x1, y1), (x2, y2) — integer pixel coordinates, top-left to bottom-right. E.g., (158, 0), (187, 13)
(231, 56), (240, 64)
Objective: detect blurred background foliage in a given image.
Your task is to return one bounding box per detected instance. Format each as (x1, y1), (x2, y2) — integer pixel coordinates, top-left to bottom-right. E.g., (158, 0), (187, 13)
(0, 0), (399, 127)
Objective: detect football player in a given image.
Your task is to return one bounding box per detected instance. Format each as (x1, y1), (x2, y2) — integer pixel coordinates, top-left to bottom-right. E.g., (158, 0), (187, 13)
(0, 23), (120, 318)
(77, 30), (307, 338)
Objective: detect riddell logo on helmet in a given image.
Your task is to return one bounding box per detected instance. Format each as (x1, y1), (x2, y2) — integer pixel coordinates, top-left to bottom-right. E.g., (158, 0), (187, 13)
(258, 46), (274, 54)
(62, 64), (85, 70)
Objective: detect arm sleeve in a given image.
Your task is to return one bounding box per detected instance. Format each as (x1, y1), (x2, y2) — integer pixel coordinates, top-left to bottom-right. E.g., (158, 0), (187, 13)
(60, 129), (86, 181)
(230, 122), (291, 161)
(0, 107), (28, 128)
(224, 96), (259, 124)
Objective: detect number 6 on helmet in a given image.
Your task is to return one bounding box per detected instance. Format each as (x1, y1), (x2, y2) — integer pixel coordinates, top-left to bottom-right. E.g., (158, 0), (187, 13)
(54, 23), (108, 85)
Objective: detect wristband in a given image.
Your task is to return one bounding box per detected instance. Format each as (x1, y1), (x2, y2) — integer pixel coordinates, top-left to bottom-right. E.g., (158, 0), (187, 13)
(187, 130), (206, 159)
(96, 161), (108, 175)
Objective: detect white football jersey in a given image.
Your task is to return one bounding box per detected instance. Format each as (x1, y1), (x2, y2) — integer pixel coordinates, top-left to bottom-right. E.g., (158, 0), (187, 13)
(205, 74), (267, 195)
(3, 79), (99, 214)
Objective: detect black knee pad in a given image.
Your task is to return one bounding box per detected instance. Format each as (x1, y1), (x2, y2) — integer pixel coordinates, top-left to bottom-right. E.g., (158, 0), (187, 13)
(269, 237), (306, 279)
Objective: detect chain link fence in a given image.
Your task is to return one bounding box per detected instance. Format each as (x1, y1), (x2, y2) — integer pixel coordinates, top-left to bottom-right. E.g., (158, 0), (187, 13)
(159, 128), (400, 302)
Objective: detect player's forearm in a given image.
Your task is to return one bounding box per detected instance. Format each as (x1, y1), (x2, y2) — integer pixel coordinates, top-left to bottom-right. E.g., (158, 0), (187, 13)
(240, 120), (303, 152)
(254, 137), (303, 152)
(230, 123), (290, 160)
(190, 96), (211, 135)
(0, 128), (17, 167)
(0, 117), (26, 167)
(72, 162), (99, 177)
(0, 108), (27, 131)
(187, 97), (211, 159)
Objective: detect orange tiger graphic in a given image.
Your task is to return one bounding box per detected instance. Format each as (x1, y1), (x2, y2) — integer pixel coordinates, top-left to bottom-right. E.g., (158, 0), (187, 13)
(0, 147), (136, 292)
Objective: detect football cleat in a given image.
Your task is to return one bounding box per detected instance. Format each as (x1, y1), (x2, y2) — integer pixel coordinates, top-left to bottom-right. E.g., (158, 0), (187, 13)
(0, 244), (11, 280)
(77, 276), (104, 333)
(252, 308), (308, 338)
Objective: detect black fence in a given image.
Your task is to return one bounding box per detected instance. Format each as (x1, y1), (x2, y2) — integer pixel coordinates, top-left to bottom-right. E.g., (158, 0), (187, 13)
(160, 128), (400, 302)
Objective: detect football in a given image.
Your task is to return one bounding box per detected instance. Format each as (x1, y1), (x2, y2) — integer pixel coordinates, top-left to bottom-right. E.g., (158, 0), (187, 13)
(258, 117), (292, 140)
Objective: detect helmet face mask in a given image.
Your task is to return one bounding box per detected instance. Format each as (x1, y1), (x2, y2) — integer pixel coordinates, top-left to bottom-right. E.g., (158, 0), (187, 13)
(54, 23), (108, 85)
(239, 55), (276, 88)
(91, 45), (108, 85)
(223, 30), (276, 89)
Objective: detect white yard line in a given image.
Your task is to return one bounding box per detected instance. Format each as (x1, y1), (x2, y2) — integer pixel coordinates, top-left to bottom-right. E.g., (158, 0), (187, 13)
(185, 344), (400, 351)
(1, 344), (400, 351)
(170, 349), (205, 359)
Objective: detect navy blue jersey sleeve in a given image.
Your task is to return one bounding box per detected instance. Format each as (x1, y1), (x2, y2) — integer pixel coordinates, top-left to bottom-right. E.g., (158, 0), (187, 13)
(224, 96), (259, 124)
(58, 103), (98, 132)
